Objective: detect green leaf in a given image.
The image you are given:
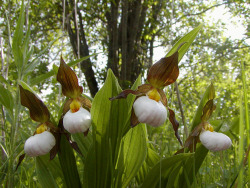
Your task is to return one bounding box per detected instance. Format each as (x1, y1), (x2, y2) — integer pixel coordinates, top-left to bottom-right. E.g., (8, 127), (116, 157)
(12, 2), (25, 72)
(141, 153), (192, 188)
(58, 135), (81, 188)
(30, 70), (55, 86)
(0, 84), (14, 115)
(135, 145), (160, 185)
(190, 83), (215, 131)
(36, 155), (66, 187)
(83, 69), (132, 188)
(72, 132), (92, 162)
(166, 24), (202, 62)
(67, 53), (99, 67)
(36, 156), (59, 188)
(116, 124), (147, 188)
(30, 54), (98, 86)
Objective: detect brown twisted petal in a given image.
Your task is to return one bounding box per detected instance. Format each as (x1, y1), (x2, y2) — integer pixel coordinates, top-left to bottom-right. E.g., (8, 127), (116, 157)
(157, 89), (168, 106)
(19, 85), (50, 123)
(109, 84), (153, 101)
(168, 108), (183, 146)
(201, 99), (216, 122)
(57, 56), (83, 98)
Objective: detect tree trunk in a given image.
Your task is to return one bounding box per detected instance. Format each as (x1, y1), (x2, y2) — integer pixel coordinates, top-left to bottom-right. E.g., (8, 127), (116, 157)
(106, 0), (120, 78)
(66, 0), (98, 97)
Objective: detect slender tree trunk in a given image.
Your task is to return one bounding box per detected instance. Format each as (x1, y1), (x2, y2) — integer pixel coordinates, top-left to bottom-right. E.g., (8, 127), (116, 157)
(66, 0), (98, 97)
(120, 0), (128, 87)
(106, 0), (120, 78)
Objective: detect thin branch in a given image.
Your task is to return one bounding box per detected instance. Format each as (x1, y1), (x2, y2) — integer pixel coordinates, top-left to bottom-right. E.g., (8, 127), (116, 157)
(174, 2), (228, 23)
(175, 81), (189, 139)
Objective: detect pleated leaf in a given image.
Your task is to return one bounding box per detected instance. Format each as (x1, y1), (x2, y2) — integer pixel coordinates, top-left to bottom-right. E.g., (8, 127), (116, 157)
(36, 156), (59, 188)
(58, 135), (81, 188)
(83, 69), (131, 188)
(116, 124), (147, 188)
(141, 153), (192, 188)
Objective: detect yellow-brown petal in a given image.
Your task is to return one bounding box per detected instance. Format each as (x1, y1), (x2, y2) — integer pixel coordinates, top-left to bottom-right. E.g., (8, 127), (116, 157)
(57, 56), (83, 98)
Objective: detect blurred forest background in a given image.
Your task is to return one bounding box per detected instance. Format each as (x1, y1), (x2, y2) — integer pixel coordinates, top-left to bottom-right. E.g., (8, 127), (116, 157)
(0, 0), (249, 187)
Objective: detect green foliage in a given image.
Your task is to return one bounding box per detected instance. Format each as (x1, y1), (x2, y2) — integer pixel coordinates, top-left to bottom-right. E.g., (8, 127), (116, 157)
(36, 156), (59, 188)
(166, 24), (203, 62)
(0, 85), (14, 117)
(83, 69), (146, 187)
(141, 153), (193, 187)
(58, 136), (81, 188)
(1, 0), (249, 187)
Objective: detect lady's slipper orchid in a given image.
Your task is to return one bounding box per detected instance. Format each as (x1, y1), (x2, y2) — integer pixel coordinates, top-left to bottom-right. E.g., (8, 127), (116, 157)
(63, 105), (91, 133)
(24, 125), (56, 157)
(19, 86), (58, 158)
(57, 57), (92, 135)
(199, 129), (232, 151)
(133, 95), (167, 127)
(110, 47), (184, 145)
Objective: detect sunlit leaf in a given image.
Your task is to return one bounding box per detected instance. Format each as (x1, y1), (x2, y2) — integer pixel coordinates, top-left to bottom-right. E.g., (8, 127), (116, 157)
(141, 153), (192, 187)
(83, 69), (132, 188)
(166, 24), (202, 62)
(12, 1), (25, 72)
(116, 125), (147, 188)
(135, 144), (160, 185)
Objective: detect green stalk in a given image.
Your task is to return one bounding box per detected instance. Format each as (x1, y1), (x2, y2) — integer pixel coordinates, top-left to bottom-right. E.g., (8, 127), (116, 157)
(238, 94), (244, 188)
(241, 61), (249, 181)
(7, 77), (21, 187)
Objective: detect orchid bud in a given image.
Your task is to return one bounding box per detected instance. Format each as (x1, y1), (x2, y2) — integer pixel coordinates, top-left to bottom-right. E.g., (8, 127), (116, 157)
(63, 106), (91, 133)
(199, 129), (232, 151)
(24, 131), (56, 157)
(133, 96), (167, 127)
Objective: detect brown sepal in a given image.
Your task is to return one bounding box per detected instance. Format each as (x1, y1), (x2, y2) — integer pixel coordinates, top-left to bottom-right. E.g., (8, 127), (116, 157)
(147, 52), (179, 88)
(15, 153), (25, 171)
(57, 56), (83, 98)
(109, 84), (153, 101)
(57, 118), (82, 156)
(168, 108), (183, 146)
(19, 85), (50, 123)
(50, 131), (61, 160)
(201, 99), (216, 122)
(184, 123), (203, 152)
(84, 129), (89, 136)
(175, 148), (185, 155)
(131, 107), (140, 127)
(64, 132), (83, 156)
